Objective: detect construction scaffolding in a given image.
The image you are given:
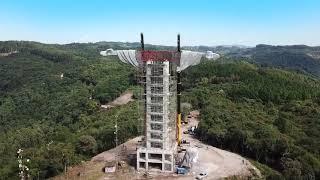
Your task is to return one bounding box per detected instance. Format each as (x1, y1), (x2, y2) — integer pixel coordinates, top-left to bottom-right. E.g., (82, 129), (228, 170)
(101, 33), (210, 173)
(136, 58), (178, 172)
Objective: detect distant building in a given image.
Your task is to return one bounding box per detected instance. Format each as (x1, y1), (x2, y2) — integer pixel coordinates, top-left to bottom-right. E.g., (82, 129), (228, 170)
(100, 48), (116, 56)
(205, 51), (220, 60)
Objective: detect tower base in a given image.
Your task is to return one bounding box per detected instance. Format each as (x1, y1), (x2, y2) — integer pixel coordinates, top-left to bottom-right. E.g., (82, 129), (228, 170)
(136, 146), (176, 172)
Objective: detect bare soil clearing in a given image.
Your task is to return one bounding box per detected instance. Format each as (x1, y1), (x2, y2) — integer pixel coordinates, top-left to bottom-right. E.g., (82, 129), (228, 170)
(178, 110), (261, 179)
(53, 110), (261, 180)
(100, 92), (133, 109)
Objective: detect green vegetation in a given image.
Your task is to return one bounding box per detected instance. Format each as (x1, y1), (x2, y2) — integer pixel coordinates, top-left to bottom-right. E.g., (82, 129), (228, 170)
(1, 41), (320, 179)
(222, 44), (320, 78)
(182, 60), (320, 179)
(187, 44), (320, 78)
(250, 45), (320, 77)
(0, 41), (140, 179)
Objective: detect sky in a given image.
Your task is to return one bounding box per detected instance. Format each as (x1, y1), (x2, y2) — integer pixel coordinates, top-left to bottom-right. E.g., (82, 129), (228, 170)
(0, 0), (320, 46)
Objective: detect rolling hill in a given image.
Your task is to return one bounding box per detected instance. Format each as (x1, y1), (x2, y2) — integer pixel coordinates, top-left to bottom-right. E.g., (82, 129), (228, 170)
(0, 41), (319, 179)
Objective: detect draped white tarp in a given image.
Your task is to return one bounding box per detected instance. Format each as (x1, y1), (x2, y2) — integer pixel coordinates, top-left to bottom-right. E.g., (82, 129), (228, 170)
(115, 50), (139, 67)
(100, 49), (139, 67)
(180, 147), (199, 168)
(177, 50), (205, 72)
(100, 49), (220, 71)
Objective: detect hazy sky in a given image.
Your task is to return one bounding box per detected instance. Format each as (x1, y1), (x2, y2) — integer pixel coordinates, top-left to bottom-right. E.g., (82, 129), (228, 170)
(1, 0), (320, 46)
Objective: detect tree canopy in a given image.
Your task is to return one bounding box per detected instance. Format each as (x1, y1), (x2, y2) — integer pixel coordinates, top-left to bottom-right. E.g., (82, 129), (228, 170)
(182, 60), (320, 179)
(1, 41), (319, 179)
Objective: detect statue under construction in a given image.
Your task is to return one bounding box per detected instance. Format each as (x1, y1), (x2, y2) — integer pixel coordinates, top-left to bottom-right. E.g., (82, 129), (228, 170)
(101, 34), (219, 172)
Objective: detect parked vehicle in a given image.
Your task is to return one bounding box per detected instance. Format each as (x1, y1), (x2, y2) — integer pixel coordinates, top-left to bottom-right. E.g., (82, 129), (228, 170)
(195, 172), (208, 179)
(176, 167), (188, 174)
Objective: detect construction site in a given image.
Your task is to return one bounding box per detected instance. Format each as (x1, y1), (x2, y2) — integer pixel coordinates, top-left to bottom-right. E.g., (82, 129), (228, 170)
(54, 34), (261, 180)
(54, 109), (260, 180)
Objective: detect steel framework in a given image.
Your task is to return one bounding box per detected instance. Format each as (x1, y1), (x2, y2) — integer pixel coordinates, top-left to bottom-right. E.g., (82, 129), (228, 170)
(136, 35), (180, 172)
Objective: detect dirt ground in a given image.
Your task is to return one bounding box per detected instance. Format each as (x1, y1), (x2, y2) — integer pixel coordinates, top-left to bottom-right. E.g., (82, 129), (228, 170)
(178, 110), (261, 179)
(101, 91), (133, 109)
(53, 110), (261, 180)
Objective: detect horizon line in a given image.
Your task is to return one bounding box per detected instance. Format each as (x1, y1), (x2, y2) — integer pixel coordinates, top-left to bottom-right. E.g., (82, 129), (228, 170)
(2, 39), (320, 48)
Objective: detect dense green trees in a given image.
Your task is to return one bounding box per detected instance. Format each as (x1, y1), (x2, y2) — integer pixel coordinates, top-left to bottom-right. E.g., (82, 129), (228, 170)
(251, 45), (320, 77)
(182, 60), (320, 179)
(1, 41), (320, 179)
(76, 135), (98, 155)
(0, 41), (139, 179)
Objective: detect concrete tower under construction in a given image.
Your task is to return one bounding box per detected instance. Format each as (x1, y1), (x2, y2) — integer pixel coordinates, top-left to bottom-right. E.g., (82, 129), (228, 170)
(102, 33), (205, 173)
(136, 34), (181, 172)
(136, 59), (177, 172)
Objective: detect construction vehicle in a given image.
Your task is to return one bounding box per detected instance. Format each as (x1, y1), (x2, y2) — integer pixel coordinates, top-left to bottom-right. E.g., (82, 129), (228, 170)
(181, 139), (190, 144)
(196, 172), (208, 179)
(176, 167), (188, 175)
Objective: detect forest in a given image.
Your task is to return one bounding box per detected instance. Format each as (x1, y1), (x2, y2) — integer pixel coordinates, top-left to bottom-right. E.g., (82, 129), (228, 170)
(182, 60), (320, 179)
(0, 41), (140, 179)
(0, 41), (320, 179)
(225, 44), (320, 78)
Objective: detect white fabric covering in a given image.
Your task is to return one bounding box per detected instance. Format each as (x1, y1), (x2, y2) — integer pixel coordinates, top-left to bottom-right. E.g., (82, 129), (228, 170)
(177, 50), (204, 72)
(100, 49), (220, 71)
(115, 50), (139, 67)
(100, 49), (139, 67)
(180, 147), (199, 168)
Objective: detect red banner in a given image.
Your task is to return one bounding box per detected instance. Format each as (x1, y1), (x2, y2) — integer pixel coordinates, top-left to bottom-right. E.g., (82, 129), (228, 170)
(140, 50), (181, 63)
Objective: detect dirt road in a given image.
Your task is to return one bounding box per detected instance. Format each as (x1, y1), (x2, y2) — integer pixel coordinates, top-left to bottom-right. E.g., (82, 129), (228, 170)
(179, 110), (261, 179)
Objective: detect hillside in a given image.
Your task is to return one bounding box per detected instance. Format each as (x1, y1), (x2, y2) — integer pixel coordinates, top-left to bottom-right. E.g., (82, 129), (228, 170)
(0, 42), (140, 179)
(2, 41), (319, 76)
(0, 41), (320, 179)
(224, 44), (320, 78)
(182, 60), (320, 179)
